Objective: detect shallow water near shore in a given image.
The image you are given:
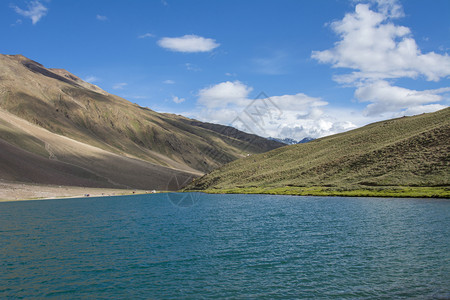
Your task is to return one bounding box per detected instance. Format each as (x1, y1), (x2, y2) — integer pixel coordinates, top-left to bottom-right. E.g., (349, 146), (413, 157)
(1, 193), (449, 299)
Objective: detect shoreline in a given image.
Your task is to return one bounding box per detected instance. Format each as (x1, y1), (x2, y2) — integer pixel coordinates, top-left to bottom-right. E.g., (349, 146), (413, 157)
(2, 182), (448, 202)
(0, 181), (160, 202)
(187, 186), (450, 199)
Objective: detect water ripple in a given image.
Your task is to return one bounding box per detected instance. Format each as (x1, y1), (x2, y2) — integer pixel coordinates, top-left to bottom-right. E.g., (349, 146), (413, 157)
(0, 194), (449, 299)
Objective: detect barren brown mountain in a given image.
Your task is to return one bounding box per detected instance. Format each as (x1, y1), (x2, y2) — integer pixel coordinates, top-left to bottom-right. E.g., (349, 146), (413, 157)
(0, 54), (283, 191)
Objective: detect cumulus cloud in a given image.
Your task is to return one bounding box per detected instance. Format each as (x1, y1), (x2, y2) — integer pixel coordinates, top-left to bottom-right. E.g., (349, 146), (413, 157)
(312, 4), (450, 83)
(191, 81), (357, 140)
(163, 79), (175, 84)
(243, 94), (356, 139)
(354, 0), (404, 19)
(96, 15), (108, 21)
(356, 80), (450, 116)
(312, 1), (449, 117)
(112, 82), (127, 90)
(12, 1), (48, 25)
(268, 94), (328, 112)
(198, 81), (253, 108)
(393, 104), (448, 117)
(277, 119), (356, 140)
(157, 35), (220, 53)
(172, 96), (185, 104)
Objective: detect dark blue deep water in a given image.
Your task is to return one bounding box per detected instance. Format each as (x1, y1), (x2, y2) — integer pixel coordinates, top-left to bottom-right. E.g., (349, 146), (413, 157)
(1, 193), (449, 299)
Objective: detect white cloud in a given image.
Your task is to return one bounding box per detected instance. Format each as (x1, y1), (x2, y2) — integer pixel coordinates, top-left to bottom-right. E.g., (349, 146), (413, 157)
(172, 96), (185, 104)
(96, 15), (108, 21)
(393, 104), (448, 117)
(112, 82), (127, 90)
(354, 0), (404, 19)
(163, 79), (175, 84)
(277, 118), (356, 141)
(191, 81), (358, 140)
(374, 0), (404, 18)
(238, 94), (355, 139)
(312, 1), (450, 117)
(268, 94), (328, 112)
(12, 1), (48, 25)
(157, 35), (220, 53)
(312, 4), (450, 83)
(198, 81), (253, 109)
(355, 80), (450, 116)
(84, 75), (100, 83)
(138, 33), (155, 39)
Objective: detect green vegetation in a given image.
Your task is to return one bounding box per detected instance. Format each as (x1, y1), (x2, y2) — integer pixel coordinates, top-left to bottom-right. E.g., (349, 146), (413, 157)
(187, 108), (450, 198)
(190, 186), (450, 198)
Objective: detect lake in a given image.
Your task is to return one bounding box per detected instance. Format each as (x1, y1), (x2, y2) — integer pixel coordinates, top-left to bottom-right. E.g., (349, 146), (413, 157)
(1, 193), (449, 299)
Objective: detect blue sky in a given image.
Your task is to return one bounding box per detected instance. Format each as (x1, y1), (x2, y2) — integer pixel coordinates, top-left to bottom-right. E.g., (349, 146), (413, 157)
(2, 0), (449, 140)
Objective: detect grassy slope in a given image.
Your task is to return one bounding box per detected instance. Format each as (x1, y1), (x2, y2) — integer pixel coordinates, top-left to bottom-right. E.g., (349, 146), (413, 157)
(187, 108), (450, 198)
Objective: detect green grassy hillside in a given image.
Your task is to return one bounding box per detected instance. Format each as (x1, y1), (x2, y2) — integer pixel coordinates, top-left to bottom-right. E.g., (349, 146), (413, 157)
(187, 108), (450, 198)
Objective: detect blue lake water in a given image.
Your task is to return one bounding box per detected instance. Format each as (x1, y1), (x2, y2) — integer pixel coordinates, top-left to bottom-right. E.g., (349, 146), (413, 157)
(1, 193), (449, 299)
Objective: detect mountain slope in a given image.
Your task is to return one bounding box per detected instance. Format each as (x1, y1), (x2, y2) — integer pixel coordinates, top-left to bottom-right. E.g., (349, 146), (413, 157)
(0, 108), (195, 190)
(187, 108), (450, 195)
(0, 54), (283, 190)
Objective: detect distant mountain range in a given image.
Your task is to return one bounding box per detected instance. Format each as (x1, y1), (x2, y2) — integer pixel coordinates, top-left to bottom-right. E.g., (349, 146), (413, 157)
(268, 137), (315, 145)
(0, 54), (283, 190)
(187, 108), (450, 196)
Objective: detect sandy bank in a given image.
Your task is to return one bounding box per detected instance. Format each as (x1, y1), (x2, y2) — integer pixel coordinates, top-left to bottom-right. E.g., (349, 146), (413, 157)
(0, 181), (157, 202)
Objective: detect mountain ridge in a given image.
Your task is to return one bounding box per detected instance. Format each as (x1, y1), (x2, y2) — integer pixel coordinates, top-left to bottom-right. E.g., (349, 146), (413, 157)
(0, 54), (283, 190)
